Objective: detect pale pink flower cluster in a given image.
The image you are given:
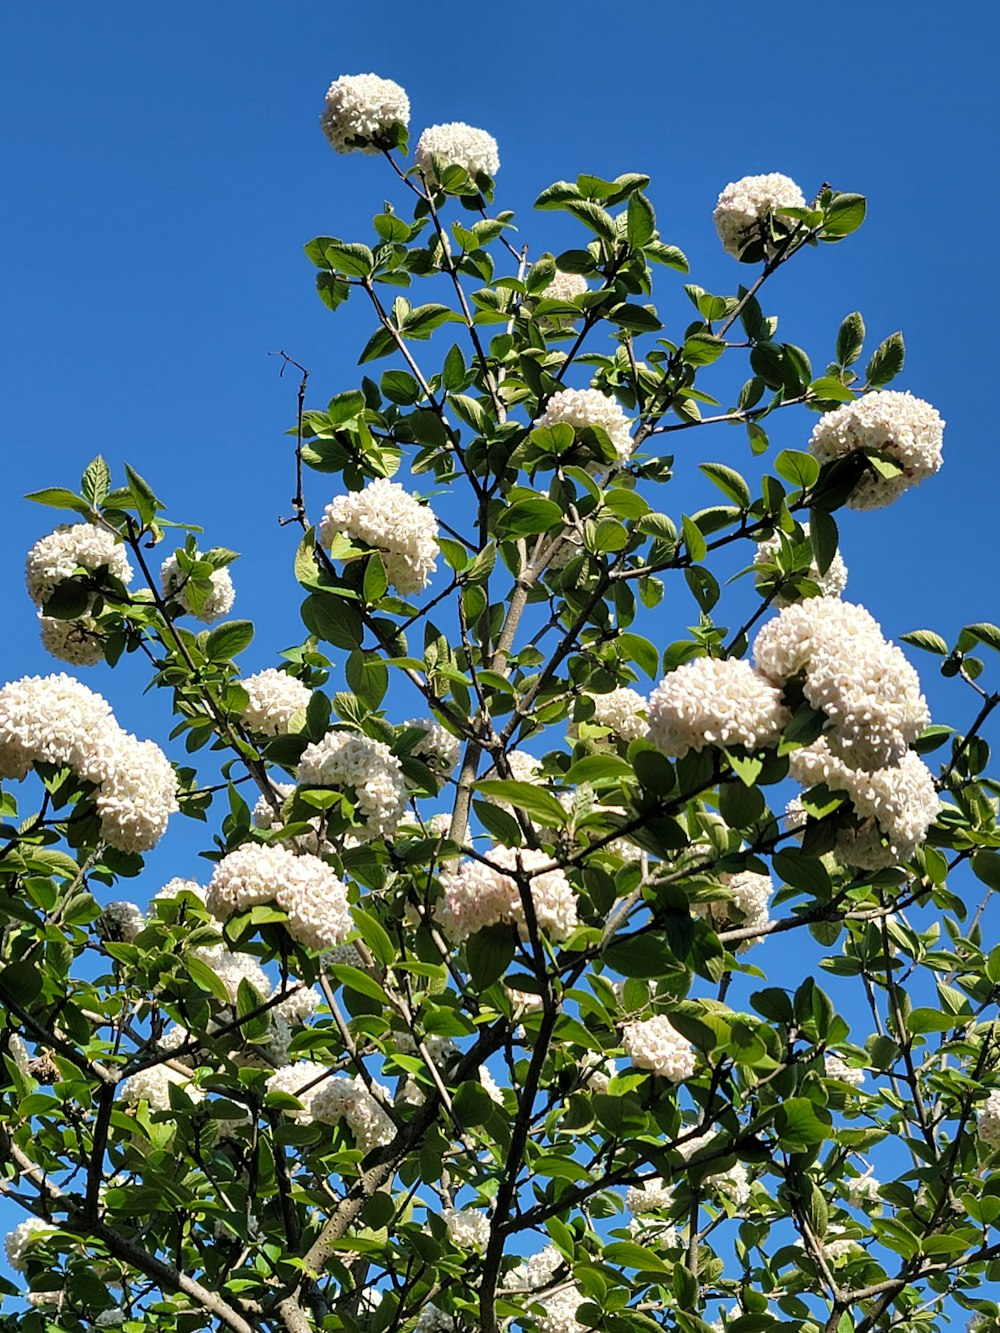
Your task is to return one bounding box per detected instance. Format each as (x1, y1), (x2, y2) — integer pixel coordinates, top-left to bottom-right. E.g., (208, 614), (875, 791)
(402, 717), (461, 778)
(443, 1208), (490, 1250)
(753, 525), (848, 605)
(534, 387), (634, 463)
(977, 1090), (1000, 1146)
(754, 599), (928, 769)
(647, 657), (789, 758)
(297, 730), (408, 840)
(206, 842), (351, 952)
(713, 173), (806, 258)
(438, 847), (578, 944)
(118, 1062), (204, 1110)
(241, 669), (312, 736)
(621, 1015), (695, 1082)
(25, 523), (133, 609)
(4, 1218), (54, 1273)
(160, 551), (235, 624)
(808, 391), (944, 510)
(0, 674), (177, 851)
(415, 122), (500, 180)
(319, 478), (439, 594)
(825, 1053), (865, 1088)
(321, 74), (410, 154)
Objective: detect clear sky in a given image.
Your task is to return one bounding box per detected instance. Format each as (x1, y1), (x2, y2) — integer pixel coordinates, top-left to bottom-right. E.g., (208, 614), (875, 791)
(1, 0), (999, 1307)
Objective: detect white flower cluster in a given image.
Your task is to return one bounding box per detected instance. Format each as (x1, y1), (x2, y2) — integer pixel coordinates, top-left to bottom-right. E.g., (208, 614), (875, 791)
(677, 1133), (751, 1206)
(25, 523), (133, 609)
(647, 657), (789, 758)
(0, 674), (177, 851)
(7, 1033), (30, 1079)
(789, 741), (939, 870)
(977, 1090), (1000, 1145)
(265, 1061), (328, 1122)
(535, 1285), (585, 1333)
(754, 526), (848, 604)
(154, 877), (205, 905)
(319, 478), (439, 595)
(207, 843), (351, 952)
(581, 1055), (618, 1094)
(315, 1073), (395, 1151)
(96, 900), (145, 943)
(438, 846), (578, 944)
(808, 391), (945, 510)
(297, 729), (408, 840)
(696, 871), (772, 948)
(4, 1217), (54, 1273)
(118, 1062), (203, 1110)
(545, 268), (589, 305)
(503, 1244), (563, 1291)
(845, 1174), (881, 1209)
(191, 943), (271, 1006)
(415, 122), (500, 180)
(533, 387), (634, 464)
(443, 1208), (490, 1251)
(252, 783), (332, 856)
(754, 598), (928, 769)
(621, 1015), (695, 1082)
(625, 1178), (674, 1214)
(37, 614), (104, 667)
(713, 173), (806, 258)
(825, 1053), (865, 1088)
(402, 717), (461, 778)
(321, 73), (410, 155)
(241, 669), (312, 736)
(160, 551), (235, 624)
(576, 687), (648, 743)
(415, 1305), (455, 1333)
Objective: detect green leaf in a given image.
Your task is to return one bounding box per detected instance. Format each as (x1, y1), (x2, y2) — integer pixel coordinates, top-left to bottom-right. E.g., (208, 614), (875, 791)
(645, 241), (689, 271)
(404, 304), (456, 338)
(906, 1007), (958, 1035)
(682, 333), (725, 366)
(610, 304), (663, 334)
(966, 622), (1000, 653)
(775, 1097), (831, 1150)
(363, 554), (389, 605)
(205, 620), (255, 661)
(474, 781), (567, 828)
(774, 450), (819, 490)
(865, 331), (905, 388)
(24, 487), (91, 513)
(901, 629), (949, 655)
(616, 633), (659, 680)
(497, 498), (564, 538)
(124, 463), (161, 525)
(809, 508), (839, 575)
(186, 956), (232, 1005)
(316, 273), (351, 311)
(301, 593), (363, 650)
(42, 579), (91, 620)
(324, 242), (374, 277)
(352, 909), (394, 969)
(534, 181), (582, 209)
(603, 933), (677, 979)
(772, 849), (831, 896)
(626, 192), (656, 249)
(810, 376), (854, 403)
(699, 463), (751, 507)
(835, 311), (865, 367)
(474, 798), (523, 846)
(823, 193), (867, 238)
(327, 389), (367, 424)
(81, 456), (111, 509)
(563, 755), (634, 786)
(466, 923), (516, 989)
(972, 850), (1000, 893)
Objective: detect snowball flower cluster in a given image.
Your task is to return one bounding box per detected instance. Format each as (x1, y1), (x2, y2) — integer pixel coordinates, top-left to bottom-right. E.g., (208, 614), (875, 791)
(696, 871), (773, 948)
(311, 1072), (395, 1151)
(577, 687), (648, 743)
(415, 122), (500, 181)
(252, 782), (332, 856)
(535, 1286), (586, 1333)
(25, 523), (133, 609)
(754, 525), (848, 604)
(977, 1090), (1000, 1145)
(241, 669), (311, 736)
(96, 900), (145, 943)
(845, 1174), (881, 1209)
(754, 598), (928, 769)
(118, 1062), (203, 1110)
(5, 1218), (53, 1273)
(713, 173), (806, 258)
(625, 1178), (674, 1214)
(533, 387), (634, 464)
(621, 1015), (695, 1082)
(503, 1245), (563, 1291)
(438, 846), (578, 944)
(297, 729), (408, 840)
(321, 73), (410, 154)
(415, 1306), (456, 1333)
(545, 268), (589, 304)
(825, 1053), (865, 1087)
(319, 478), (439, 595)
(265, 1061), (329, 1122)
(37, 613), (105, 667)
(443, 1208), (490, 1250)
(808, 391), (945, 510)
(207, 842), (351, 952)
(0, 674), (177, 851)
(677, 1133), (751, 1206)
(647, 657), (789, 758)
(160, 551), (235, 624)
(402, 717), (461, 778)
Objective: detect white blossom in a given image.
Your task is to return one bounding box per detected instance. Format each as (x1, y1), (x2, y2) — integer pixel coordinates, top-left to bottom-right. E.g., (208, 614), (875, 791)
(312, 1073), (395, 1151)
(753, 526), (848, 604)
(753, 598), (929, 769)
(7, 1034), (30, 1079)
(845, 1174), (881, 1209)
(265, 1061), (330, 1123)
(321, 73), (410, 155)
(713, 173), (806, 258)
(119, 1063), (203, 1110)
(622, 1015), (695, 1082)
(25, 523), (132, 609)
(415, 122), (499, 180)
(4, 1218), (54, 1273)
(695, 871), (772, 948)
(415, 1305), (455, 1333)
(438, 846), (578, 944)
(647, 657), (789, 758)
(533, 387), (634, 464)
(38, 613), (105, 666)
(297, 730), (408, 841)
(825, 1053), (865, 1087)
(160, 552), (235, 624)
(191, 944), (272, 1005)
(0, 673), (115, 780)
(319, 478), (439, 595)
(273, 983), (322, 1028)
(479, 1065), (505, 1105)
(443, 1207), (490, 1250)
(503, 1244), (563, 1291)
(206, 842), (351, 952)
(977, 1090), (1000, 1145)
(625, 1178), (674, 1214)
(574, 687), (648, 743)
(153, 877), (206, 906)
(545, 268), (589, 306)
(582, 1055), (618, 1094)
(241, 669), (312, 736)
(402, 717), (461, 778)
(535, 1285), (585, 1333)
(88, 732), (179, 852)
(96, 900), (145, 943)
(676, 1133), (751, 1206)
(808, 391), (945, 510)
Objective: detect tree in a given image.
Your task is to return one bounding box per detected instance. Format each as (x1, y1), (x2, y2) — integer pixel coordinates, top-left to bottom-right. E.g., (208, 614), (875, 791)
(0, 68), (998, 1333)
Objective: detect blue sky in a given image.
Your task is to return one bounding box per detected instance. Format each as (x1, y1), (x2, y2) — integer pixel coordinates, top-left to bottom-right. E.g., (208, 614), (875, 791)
(1, 0), (999, 1309)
